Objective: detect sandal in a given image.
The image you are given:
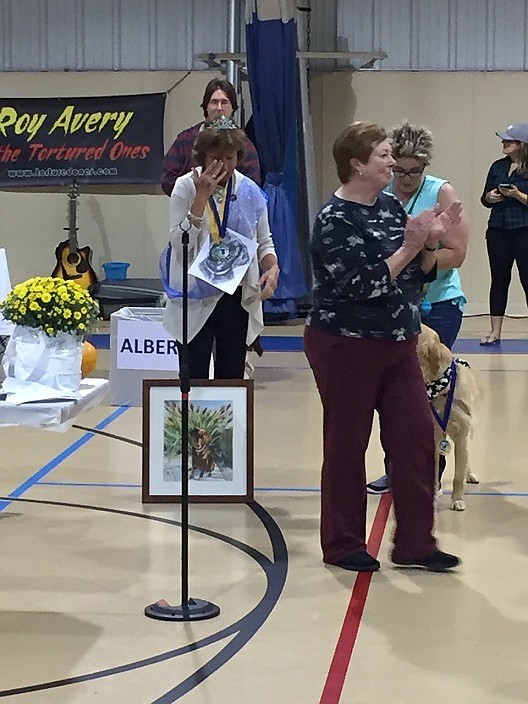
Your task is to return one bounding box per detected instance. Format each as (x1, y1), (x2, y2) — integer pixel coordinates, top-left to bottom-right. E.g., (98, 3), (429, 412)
(479, 336), (501, 346)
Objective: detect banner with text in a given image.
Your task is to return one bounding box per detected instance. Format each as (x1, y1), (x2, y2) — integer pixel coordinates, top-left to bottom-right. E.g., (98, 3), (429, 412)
(0, 93), (165, 186)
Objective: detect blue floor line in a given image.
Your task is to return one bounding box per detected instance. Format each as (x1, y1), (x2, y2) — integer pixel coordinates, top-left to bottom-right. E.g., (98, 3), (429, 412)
(452, 338), (528, 354)
(31, 481), (528, 497)
(0, 406), (129, 513)
(37, 481), (142, 488)
(88, 333), (528, 354)
(86, 332), (110, 349)
(455, 491), (528, 496)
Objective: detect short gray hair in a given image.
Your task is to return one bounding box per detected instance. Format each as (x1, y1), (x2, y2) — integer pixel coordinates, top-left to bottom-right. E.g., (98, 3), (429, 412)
(391, 121), (433, 165)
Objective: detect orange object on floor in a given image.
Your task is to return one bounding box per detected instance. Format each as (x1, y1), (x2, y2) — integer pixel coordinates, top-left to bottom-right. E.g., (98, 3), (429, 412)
(81, 340), (97, 377)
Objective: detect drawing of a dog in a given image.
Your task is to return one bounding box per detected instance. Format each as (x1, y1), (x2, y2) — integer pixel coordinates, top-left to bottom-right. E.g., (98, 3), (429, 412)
(417, 325), (481, 511)
(190, 428), (216, 479)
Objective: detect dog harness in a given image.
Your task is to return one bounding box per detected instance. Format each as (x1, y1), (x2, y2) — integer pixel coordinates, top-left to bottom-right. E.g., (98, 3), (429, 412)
(426, 358), (470, 455)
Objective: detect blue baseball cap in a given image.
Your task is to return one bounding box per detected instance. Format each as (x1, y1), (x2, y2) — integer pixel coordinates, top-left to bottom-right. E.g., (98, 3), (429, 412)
(496, 123), (528, 143)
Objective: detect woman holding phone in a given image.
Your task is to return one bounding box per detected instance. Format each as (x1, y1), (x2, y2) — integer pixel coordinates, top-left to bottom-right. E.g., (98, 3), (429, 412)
(480, 123), (528, 345)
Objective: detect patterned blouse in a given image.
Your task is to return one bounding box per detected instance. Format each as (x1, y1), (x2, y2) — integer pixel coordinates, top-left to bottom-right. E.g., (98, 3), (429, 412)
(307, 192), (434, 341)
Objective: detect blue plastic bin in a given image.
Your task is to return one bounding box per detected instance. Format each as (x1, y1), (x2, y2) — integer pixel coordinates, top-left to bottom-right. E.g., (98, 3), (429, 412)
(102, 262), (130, 281)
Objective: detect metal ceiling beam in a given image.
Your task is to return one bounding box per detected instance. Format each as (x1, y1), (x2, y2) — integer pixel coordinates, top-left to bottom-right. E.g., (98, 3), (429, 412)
(196, 50), (388, 74)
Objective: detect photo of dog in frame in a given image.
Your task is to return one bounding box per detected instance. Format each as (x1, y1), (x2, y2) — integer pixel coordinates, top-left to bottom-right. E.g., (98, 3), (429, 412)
(190, 428), (216, 479)
(142, 379), (254, 503)
(417, 325), (481, 511)
(163, 400), (234, 483)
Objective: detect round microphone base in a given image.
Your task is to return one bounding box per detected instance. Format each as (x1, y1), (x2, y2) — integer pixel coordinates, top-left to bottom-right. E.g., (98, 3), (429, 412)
(144, 598), (220, 622)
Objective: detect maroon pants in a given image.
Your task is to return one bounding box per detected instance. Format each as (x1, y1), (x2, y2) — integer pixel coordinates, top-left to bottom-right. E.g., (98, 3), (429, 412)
(304, 325), (437, 564)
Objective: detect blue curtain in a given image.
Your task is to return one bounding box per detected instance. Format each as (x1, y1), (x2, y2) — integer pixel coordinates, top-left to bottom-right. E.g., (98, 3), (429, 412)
(245, 4), (308, 317)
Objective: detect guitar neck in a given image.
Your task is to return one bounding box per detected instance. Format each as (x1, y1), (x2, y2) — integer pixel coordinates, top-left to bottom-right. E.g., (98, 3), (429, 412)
(67, 182), (79, 254)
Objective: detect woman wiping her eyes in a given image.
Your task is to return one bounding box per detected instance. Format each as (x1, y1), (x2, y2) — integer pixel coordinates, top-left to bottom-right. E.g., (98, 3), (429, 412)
(162, 118), (279, 379)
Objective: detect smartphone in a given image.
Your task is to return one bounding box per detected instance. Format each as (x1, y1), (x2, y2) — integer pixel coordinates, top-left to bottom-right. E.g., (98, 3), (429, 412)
(498, 183), (513, 189)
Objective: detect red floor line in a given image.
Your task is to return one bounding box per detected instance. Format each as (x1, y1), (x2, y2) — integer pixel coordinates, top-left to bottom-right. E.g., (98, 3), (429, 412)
(319, 494), (393, 704)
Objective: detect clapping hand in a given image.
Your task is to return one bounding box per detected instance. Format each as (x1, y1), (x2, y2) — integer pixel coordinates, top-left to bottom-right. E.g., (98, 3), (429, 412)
(424, 200), (463, 248)
(405, 201), (462, 252)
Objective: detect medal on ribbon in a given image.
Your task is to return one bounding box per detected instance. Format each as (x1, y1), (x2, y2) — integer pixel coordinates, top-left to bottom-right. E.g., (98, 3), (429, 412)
(210, 241), (230, 261)
(438, 436), (452, 455)
(430, 360), (457, 456)
(207, 177), (233, 246)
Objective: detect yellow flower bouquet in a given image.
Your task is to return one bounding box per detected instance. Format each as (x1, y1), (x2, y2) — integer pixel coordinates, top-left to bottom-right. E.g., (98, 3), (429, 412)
(0, 277), (100, 394)
(0, 276), (99, 336)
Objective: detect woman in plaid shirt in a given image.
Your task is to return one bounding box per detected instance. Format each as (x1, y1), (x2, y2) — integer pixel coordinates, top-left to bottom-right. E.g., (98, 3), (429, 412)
(161, 78), (261, 196)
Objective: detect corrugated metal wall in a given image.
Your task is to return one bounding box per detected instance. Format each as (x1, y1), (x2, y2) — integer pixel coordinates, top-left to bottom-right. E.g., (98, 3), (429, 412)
(336, 0), (528, 70)
(1, 0), (528, 72)
(0, 0), (229, 71)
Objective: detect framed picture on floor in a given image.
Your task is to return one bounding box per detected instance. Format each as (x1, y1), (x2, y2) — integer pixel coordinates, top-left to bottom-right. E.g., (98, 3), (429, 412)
(142, 379), (254, 503)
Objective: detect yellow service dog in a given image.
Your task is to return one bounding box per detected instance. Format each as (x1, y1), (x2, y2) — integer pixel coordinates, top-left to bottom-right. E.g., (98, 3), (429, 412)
(417, 325), (480, 511)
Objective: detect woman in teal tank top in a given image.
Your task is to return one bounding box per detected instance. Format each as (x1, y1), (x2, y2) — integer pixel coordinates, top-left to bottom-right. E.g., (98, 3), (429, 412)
(386, 122), (469, 348)
(367, 121), (470, 495)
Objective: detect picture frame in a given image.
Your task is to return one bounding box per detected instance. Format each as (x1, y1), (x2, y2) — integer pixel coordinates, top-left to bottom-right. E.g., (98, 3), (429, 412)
(142, 379), (254, 503)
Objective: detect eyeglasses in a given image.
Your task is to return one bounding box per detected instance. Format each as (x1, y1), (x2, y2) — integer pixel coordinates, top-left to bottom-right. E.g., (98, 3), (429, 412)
(393, 167), (425, 177)
(208, 99), (231, 108)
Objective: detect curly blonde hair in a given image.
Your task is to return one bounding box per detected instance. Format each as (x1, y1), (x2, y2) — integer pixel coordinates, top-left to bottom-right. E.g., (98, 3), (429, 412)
(391, 121), (433, 165)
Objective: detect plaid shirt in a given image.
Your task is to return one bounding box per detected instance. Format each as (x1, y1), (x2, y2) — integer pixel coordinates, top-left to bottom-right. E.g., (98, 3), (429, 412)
(161, 122), (262, 196)
(480, 157), (528, 229)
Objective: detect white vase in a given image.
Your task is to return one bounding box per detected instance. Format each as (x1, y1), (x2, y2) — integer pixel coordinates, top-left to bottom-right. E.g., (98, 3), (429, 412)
(2, 325), (82, 393)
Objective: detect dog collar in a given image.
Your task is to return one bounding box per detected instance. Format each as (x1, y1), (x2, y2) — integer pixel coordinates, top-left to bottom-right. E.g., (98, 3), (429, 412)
(430, 361), (457, 431)
(426, 366), (452, 401)
(426, 357), (469, 401)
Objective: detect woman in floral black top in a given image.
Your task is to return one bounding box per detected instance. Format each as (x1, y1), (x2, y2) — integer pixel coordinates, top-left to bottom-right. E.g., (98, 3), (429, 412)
(304, 121), (463, 573)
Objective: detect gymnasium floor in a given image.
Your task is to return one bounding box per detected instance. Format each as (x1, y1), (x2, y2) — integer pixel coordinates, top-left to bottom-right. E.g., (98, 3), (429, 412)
(1, 316), (527, 704)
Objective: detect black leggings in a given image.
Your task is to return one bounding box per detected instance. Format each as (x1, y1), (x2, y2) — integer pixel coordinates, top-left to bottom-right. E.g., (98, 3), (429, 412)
(486, 226), (528, 316)
(179, 288), (249, 380)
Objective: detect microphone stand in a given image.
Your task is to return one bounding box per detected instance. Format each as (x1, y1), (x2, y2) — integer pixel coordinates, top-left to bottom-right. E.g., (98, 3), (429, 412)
(145, 220), (220, 622)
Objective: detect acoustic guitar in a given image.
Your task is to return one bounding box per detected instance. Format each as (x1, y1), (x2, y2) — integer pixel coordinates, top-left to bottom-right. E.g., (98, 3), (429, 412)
(52, 181), (97, 289)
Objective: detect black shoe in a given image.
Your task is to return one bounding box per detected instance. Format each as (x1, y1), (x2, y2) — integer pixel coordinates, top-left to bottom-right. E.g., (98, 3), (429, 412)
(328, 551), (381, 572)
(392, 550), (460, 572)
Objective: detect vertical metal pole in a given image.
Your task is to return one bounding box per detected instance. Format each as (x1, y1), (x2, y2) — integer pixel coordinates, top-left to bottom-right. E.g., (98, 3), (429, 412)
(144, 220), (219, 621)
(297, 6), (318, 230)
(144, 221), (219, 621)
(180, 225), (190, 608)
(226, 0), (239, 92)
